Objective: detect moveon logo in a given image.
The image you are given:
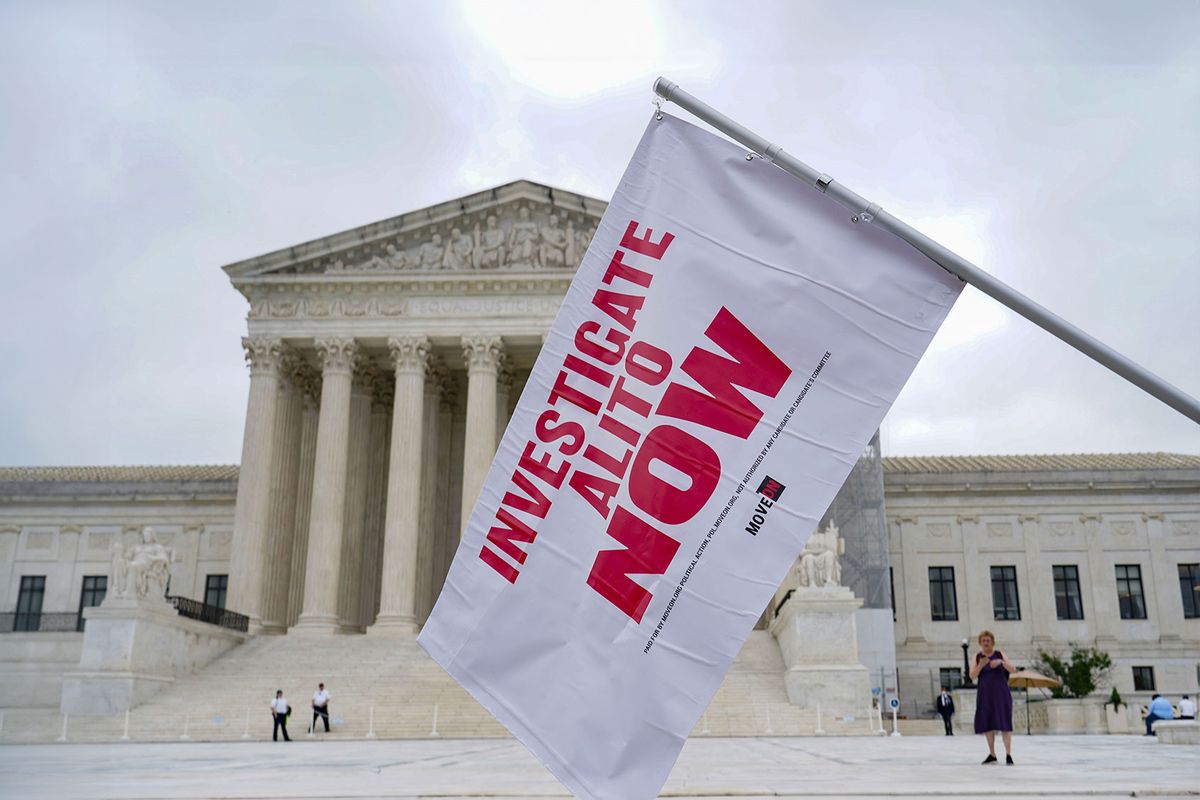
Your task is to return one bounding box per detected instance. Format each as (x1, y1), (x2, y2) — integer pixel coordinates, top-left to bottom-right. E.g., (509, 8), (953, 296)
(745, 476), (786, 536)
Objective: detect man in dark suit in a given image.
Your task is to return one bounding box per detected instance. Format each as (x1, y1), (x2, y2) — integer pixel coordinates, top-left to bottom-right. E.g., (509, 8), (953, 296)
(936, 688), (955, 735)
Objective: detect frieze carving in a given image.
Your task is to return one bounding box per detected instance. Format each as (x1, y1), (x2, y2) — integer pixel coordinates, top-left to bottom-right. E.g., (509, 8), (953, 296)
(246, 271), (575, 321)
(26, 531), (53, 550)
(987, 522), (1013, 538)
(310, 203), (597, 276)
(1111, 521), (1136, 537)
(926, 523), (951, 538)
(1172, 520), (1199, 536)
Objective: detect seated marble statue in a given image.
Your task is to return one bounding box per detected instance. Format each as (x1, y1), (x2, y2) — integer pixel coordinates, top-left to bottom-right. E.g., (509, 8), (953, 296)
(114, 527), (175, 602)
(797, 522), (844, 588)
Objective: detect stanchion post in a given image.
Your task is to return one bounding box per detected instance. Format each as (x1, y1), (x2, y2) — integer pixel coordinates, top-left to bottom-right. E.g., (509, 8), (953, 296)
(814, 702), (825, 736)
(241, 707), (251, 740)
(366, 706), (376, 739)
(57, 713), (69, 743)
(429, 703), (440, 738)
(120, 709), (130, 742)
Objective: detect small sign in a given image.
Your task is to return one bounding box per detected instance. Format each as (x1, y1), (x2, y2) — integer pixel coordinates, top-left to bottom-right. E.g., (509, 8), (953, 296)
(889, 698), (900, 710)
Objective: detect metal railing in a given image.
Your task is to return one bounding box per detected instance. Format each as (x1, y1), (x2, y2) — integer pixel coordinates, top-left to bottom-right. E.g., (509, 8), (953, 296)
(167, 596), (249, 633)
(1, 612), (81, 632)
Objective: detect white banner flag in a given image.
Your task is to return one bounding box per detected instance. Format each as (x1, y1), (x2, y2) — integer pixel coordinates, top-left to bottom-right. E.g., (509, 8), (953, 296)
(418, 113), (962, 799)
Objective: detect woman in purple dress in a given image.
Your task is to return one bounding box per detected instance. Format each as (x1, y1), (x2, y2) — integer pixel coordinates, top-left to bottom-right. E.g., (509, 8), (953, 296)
(970, 629), (1017, 764)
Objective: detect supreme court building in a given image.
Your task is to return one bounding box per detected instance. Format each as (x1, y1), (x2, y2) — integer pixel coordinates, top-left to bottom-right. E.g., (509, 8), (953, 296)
(220, 180), (606, 637)
(1, 181), (1198, 728)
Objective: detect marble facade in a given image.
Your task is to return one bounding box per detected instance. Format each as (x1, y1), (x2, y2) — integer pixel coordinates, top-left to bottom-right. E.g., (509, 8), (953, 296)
(1, 182), (1197, 724)
(221, 180), (605, 634)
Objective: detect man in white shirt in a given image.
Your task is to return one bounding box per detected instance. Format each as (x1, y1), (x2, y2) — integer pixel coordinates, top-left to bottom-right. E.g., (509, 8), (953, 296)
(311, 682), (331, 734)
(270, 690), (291, 742)
(1179, 694), (1196, 720)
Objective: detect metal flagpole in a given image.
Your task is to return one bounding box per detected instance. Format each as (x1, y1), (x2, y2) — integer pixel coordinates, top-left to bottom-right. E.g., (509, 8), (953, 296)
(652, 77), (1200, 424)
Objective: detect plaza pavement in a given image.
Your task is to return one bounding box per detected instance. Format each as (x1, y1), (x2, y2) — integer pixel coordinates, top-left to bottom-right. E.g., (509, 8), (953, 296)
(0, 734), (1195, 799)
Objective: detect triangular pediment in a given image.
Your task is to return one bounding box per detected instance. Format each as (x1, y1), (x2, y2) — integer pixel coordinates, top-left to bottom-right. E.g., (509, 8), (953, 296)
(222, 180), (607, 282)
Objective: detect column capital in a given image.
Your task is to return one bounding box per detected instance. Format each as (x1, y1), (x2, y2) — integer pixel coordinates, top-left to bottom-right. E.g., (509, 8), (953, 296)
(388, 336), (431, 375)
(290, 360), (323, 408)
(462, 334), (504, 373)
(353, 359), (381, 396)
(371, 371), (395, 413)
(420, 358), (442, 397)
(242, 337), (286, 376)
(315, 337), (361, 376)
(496, 361), (515, 393)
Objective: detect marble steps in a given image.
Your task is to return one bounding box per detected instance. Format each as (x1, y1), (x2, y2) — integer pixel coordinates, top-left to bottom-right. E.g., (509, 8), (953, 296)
(1, 631), (895, 742)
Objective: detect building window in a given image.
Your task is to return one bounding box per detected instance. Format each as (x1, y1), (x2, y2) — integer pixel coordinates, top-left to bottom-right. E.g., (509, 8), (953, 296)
(205, 575), (228, 610)
(14, 575), (46, 632)
(990, 565), (1021, 621)
(76, 575), (107, 632)
(1179, 563), (1200, 619)
(928, 566), (958, 621)
(1116, 564), (1147, 620)
(939, 667), (963, 691)
(1132, 666), (1156, 692)
(1053, 565), (1085, 620)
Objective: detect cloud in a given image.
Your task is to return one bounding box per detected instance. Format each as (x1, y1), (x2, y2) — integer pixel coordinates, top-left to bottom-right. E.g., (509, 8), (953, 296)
(1, 1), (1197, 466)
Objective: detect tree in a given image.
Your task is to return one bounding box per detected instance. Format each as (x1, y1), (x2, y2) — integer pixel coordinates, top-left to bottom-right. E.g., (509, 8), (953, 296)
(1035, 646), (1112, 698)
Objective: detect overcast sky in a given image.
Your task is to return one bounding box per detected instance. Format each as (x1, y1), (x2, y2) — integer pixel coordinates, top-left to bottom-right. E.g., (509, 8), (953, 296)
(1, 0), (1197, 467)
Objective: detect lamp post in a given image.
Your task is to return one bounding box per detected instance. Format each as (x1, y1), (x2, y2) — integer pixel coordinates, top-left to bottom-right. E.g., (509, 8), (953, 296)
(960, 638), (973, 688)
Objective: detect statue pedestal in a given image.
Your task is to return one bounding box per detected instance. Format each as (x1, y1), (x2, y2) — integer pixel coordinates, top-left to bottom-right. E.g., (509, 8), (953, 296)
(61, 600), (246, 715)
(769, 586), (872, 714)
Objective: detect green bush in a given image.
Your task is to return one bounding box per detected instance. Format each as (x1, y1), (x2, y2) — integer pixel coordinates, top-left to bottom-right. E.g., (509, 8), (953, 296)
(1035, 646), (1112, 699)
(1108, 686), (1123, 708)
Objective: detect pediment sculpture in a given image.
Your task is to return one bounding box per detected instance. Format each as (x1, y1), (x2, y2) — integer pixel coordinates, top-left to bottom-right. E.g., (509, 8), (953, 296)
(323, 204), (597, 275)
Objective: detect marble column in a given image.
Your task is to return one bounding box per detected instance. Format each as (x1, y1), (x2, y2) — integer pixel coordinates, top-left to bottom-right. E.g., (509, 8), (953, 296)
(294, 337), (360, 632)
(1019, 514), (1053, 645)
(495, 361), (513, 448)
(359, 374), (393, 627)
(460, 335), (504, 528)
(434, 381), (458, 601)
(416, 363), (444, 623)
(228, 336), (285, 630)
(371, 336), (430, 632)
(261, 362), (304, 633)
(286, 369), (320, 628)
(337, 364), (374, 632)
(1143, 513), (1182, 642)
(1082, 514), (1118, 645)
